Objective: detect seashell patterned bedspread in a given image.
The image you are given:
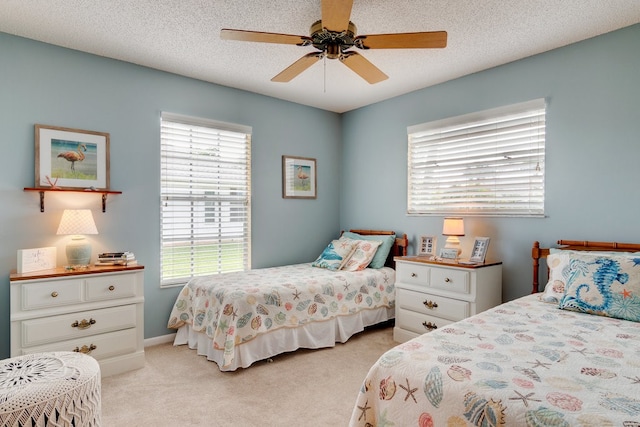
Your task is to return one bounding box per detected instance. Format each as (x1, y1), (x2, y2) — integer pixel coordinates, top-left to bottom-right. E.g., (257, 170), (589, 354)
(349, 293), (640, 426)
(167, 263), (395, 368)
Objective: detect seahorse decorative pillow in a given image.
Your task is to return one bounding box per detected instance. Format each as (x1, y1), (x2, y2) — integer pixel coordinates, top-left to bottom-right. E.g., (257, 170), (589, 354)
(542, 249), (640, 304)
(311, 239), (357, 271)
(558, 252), (640, 322)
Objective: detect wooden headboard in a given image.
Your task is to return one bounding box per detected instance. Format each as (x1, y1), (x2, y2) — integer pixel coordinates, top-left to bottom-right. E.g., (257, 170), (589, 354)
(531, 239), (640, 293)
(348, 229), (409, 268)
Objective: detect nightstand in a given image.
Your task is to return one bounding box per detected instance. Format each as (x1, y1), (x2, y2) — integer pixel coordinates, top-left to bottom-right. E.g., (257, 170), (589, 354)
(10, 264), (145, 377)
(393, 256), (502, 343)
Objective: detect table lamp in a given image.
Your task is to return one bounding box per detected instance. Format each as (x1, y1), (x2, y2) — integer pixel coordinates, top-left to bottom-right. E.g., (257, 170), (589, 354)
(57, 209), (98, 266)
(442, 217), (464, 257)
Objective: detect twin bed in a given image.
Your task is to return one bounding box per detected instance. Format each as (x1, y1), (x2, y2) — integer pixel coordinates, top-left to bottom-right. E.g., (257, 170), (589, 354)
(167, 235), (640, 424)
(349, 240), (640, 426)
(167, 229), (408, 371)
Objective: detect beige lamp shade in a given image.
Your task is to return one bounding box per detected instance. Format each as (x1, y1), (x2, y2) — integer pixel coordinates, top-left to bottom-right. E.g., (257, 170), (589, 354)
(442, 217), (464, 257)
(57, 209), (98, 235)
(442, 217), (465, 236)
(57, 209), (98, 266)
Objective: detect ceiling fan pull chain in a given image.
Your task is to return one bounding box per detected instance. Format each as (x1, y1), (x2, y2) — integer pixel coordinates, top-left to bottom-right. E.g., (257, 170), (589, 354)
(323, 55), (327, 93)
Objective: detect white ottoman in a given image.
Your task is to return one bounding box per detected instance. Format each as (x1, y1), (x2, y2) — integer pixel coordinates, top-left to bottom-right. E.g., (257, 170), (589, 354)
(0, 352), (101, 426)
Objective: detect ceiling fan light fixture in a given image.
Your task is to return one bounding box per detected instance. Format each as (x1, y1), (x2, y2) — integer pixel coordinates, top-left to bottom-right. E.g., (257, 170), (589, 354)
(326, 43), (340, 59)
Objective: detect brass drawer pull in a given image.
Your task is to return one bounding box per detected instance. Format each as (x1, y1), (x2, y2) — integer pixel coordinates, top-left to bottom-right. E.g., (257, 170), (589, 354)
(422, 321), (438, 330)
(71, 318), (96, 329)
(51, 291), (59, 298)
(108, 285), (115, 291)
(73, 344), (97, 354)
(423, 300), (438, 309)
(411, 273), (417, 278)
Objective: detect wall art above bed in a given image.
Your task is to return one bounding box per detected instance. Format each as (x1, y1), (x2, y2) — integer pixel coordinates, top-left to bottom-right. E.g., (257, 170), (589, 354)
(282, 155), (316, 199)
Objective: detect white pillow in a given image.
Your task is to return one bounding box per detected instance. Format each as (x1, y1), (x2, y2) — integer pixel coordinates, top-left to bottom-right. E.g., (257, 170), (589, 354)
(340, 238), (382, 271)
(540, 252), (569, 303)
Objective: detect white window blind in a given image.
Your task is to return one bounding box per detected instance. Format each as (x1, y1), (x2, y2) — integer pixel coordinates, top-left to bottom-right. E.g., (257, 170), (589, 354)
(407, 99), (546, 217)
(160, 112), (251, 287)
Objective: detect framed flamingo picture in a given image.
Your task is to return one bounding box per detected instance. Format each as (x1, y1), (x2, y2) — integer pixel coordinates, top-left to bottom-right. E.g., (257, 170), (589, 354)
(35, 124), (110, 190)
(282, 155), (316, 199)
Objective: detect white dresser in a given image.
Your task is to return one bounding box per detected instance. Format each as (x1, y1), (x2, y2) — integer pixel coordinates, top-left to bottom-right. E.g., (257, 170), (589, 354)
(393, 257), (502, 343)
(10, 265), (145, 377)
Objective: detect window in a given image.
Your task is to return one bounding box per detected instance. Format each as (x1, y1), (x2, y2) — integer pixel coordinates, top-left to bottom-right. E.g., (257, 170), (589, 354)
(407, 99), (546, 217)
(160, 112), (251, 287)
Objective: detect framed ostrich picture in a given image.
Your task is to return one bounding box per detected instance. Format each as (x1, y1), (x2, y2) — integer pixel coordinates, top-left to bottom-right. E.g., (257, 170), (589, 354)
(35, 124), (110, 190)
(282, 155), (316, 199)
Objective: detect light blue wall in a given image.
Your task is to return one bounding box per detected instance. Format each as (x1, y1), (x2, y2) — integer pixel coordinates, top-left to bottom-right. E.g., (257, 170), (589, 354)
(1, 24), (639, 359)
(0, 33), (341, 358)
(340, 24), (640, 302)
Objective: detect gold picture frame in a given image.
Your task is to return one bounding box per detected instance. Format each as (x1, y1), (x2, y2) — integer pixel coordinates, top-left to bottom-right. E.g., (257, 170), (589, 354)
(282, 155), (316, 199)
(35, 124), (110, 190)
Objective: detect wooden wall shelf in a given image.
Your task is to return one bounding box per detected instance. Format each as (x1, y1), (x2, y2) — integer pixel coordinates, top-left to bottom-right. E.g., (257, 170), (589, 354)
(24, 188), (122, 213)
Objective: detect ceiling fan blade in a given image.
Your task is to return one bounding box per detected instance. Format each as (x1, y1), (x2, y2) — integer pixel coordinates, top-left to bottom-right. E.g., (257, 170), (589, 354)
(221, 29), (308, 45)
(340, 52), (388, 84)
(321, 0), (353, 32)
(271, 53), (321, 82)
(357, 31), (447, 49)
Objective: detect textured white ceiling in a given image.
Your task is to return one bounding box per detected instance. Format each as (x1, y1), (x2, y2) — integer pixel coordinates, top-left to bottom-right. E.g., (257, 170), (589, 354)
(1, 1), (639, 112)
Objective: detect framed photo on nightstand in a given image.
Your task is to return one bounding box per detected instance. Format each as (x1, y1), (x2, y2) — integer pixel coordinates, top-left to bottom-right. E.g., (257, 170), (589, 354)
(418, 235), (437, 256)
(469, 237), (491, 263)
(439, 248), (459, 260)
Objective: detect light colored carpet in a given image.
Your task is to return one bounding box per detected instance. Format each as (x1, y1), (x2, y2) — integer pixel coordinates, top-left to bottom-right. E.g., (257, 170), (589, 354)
(101, 324), (396, 426)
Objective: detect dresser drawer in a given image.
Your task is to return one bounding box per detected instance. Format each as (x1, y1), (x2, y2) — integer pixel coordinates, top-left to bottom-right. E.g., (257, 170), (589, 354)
(396, 308), (454, 335)
(396, 262), (430, 286)
(20, 328), (139, 362)
(11, 266), (145, 377)
(21, 279), (83, 310)
(85, 273), (137, 301)
(397, 289), (469, 322)
(19, 304), (138, 348)
(430, 268), (469, 294)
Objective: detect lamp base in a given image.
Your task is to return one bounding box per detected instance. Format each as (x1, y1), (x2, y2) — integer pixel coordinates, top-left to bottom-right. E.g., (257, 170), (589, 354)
(444, 236), (462, 258)
(66, 237), (92, 266)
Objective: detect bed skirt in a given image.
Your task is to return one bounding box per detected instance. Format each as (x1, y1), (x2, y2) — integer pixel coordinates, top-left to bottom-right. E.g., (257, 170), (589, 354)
(173, 306), (394, 371)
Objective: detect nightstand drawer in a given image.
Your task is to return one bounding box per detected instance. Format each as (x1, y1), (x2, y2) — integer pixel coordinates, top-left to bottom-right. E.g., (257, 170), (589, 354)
(85, 273), (137, 301)
(430, 268), (469, 294)
(392, 256), (502, 344)
(396, 308), (454, 335)
(397, 289), (469, 321)
(21, 328), (139, 362)
(21, 279), (83, 310)
(20, 304), (137, 347)
(396, 262), (430, 286)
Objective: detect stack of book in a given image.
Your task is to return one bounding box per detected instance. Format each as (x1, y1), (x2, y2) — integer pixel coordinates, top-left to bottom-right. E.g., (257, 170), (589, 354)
(96, 251), (137, 266)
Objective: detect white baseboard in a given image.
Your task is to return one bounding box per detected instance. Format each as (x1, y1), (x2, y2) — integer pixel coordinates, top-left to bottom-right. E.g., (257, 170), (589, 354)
(100, 351), (145, 377)
(144, 333), (176, 347)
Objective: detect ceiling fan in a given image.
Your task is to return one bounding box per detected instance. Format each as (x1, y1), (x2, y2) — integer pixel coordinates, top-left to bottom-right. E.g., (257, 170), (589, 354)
(220, 0), (447, 84)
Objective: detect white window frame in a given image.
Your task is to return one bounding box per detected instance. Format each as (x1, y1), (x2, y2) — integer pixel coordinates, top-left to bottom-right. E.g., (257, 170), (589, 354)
(160, 112), (251, 288)
(407, 99), (546, 217)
